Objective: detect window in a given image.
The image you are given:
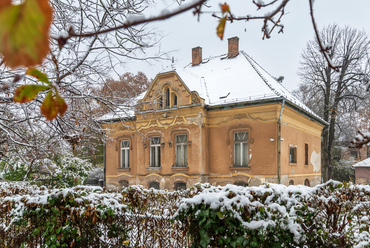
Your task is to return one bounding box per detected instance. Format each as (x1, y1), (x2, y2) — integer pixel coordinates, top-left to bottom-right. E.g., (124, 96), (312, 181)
(175, 182), (186, 191)
(120, 140), (130, 168)
(234, 132), (249, 166)
(305, 144), (309, 165)
(150, 137), (161, 167)
(119, 180), (129, 188)
(165, 88), (170, 108)
(289, 180), (294, 185)
(290, 147), (297, 163)
(304, 179), (310, 186)
(173, 94), (178, 107)
(234, 181), (248, 187)
(149, 181), (159, 189)
(175, 134), (187, 167)
(159, 96), (163, 109)
(350, 149), (358, 159)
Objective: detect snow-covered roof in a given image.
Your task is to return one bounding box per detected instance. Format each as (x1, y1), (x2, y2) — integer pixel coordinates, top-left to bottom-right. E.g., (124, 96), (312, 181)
(174, 51), (322, 123)
(102, 50), (325, 125)
(353, 157), (370, 167)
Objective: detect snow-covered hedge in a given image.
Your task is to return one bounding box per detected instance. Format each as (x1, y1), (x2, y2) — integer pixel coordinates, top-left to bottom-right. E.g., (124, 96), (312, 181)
(2, 181), (370, 247)
(0, 182), (126, 247)
(175, 181), (370, 248)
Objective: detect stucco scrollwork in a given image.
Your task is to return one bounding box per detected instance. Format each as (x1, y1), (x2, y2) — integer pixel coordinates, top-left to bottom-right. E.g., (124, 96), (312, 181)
(233, 113), (248, 120)
(191, 92), (200, 105)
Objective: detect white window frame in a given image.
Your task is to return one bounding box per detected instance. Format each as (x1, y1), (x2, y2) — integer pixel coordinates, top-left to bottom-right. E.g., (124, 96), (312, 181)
(175, 134), (188, 167)
(120, 140), (130, 168)
(150, 137), (161, 167)
(234, 131), (249, 167)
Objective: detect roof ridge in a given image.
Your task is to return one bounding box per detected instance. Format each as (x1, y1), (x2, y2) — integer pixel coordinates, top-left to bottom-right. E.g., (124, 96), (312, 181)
(241, 51), (283, 99)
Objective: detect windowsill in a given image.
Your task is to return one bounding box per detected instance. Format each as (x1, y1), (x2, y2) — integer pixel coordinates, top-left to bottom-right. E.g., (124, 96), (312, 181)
(146, 166), (161, 170)
(289, 163), (297, 166)
(230, 166), (251, 170)
(118, 167), (130, 172)
(172, 166), (189, 171)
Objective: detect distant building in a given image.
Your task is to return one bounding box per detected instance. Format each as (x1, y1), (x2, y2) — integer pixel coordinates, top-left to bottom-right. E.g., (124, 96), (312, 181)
(353, 157), (370, 184)
(102, 37), (326, 190)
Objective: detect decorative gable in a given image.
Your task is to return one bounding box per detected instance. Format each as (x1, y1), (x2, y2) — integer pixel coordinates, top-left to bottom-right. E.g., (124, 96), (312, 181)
(139, 71), (202, 111)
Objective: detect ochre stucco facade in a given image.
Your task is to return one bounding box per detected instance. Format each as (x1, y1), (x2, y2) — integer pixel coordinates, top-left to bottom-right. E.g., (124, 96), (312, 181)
(103, 71), (325, 190)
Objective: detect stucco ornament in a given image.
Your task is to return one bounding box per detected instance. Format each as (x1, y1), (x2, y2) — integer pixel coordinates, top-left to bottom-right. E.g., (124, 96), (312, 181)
(310, 150), (321, 172)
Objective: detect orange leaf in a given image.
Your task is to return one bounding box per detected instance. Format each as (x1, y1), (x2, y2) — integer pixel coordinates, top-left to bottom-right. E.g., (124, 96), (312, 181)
(56, 94), (68, 117)
(220, 3), (230, 14)
(217, 17), (227, 40)
(0, 0), (53, 68)
(40, 91), (69, 120)
(14, 84), (50, 103)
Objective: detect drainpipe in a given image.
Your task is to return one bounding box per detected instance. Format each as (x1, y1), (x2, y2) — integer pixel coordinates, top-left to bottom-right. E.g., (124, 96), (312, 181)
(278, 99), (285, 184)
(103, 142), (106, 187)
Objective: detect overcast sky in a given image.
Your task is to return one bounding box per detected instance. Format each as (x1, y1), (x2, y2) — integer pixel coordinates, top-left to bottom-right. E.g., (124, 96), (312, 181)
(121, 0), (370, 91)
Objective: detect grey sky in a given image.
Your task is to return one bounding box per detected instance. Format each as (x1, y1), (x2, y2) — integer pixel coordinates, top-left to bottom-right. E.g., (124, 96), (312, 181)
(122, 0), (370, 91)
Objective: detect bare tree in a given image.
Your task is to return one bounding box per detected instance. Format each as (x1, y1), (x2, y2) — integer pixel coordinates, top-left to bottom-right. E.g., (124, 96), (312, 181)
(297, 24), (370, 181)
(0, 0), (166, 174)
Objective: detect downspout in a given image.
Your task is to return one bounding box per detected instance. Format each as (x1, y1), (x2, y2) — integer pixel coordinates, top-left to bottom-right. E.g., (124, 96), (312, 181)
(278, 99), (285, 184)
(103, 142), (106, 187)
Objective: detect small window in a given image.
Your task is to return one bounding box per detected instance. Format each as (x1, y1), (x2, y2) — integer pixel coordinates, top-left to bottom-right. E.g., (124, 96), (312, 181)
(119, 180), (129, 188)
(175, 182), (186, 191)
(289, 180), (294, 185)
(150, 137), (161, 167)
(159, 96), (163, 109)
(120, 140), (130, 168)
(234, 181), (248, 187)
(165, 88), (170, 108)
(305, 144), (309, 165)
(149, 181), (160, 189)
(173, 94), (178, 107)
(234, 132), (249, 166)
(304, 179), (310, 186)
(290, 147), (297, 163)
(175, 134), (187, 167)
(350, 150), (358, 159)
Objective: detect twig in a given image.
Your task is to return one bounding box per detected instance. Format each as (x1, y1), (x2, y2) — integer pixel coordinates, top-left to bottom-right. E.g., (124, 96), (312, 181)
(309, 0), (340, 72)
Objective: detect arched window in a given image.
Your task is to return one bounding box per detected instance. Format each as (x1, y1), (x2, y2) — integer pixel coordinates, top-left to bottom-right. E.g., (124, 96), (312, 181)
(175, 181), (186, 191)
(289, 180), (294, 185)
(234, 181), (248, 187)
(165, 88), (170, 108)
(304, 179), (310, 186)
(159, 96), (163, 109)
(173, 94), (178, 107)
(149, 181), (160, 189)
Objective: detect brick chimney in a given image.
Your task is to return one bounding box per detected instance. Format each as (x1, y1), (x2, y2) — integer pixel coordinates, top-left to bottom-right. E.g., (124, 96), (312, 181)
(228, 37), (239, 58)
(192, 46), (202, 66)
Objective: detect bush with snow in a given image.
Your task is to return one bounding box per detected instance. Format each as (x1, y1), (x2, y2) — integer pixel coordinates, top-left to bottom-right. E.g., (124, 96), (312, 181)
(0, 155), (93, 187)
(2, 181), (370, 247)
(175, 181), (370, 248)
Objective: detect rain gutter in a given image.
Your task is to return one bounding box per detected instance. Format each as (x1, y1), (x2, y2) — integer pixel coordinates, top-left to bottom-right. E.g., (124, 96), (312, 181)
(278, 99), (285, 184)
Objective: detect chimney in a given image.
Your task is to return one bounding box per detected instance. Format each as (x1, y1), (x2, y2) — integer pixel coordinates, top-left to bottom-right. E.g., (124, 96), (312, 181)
(228, 37), (239, 58)
(192, 46), (202, 66)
